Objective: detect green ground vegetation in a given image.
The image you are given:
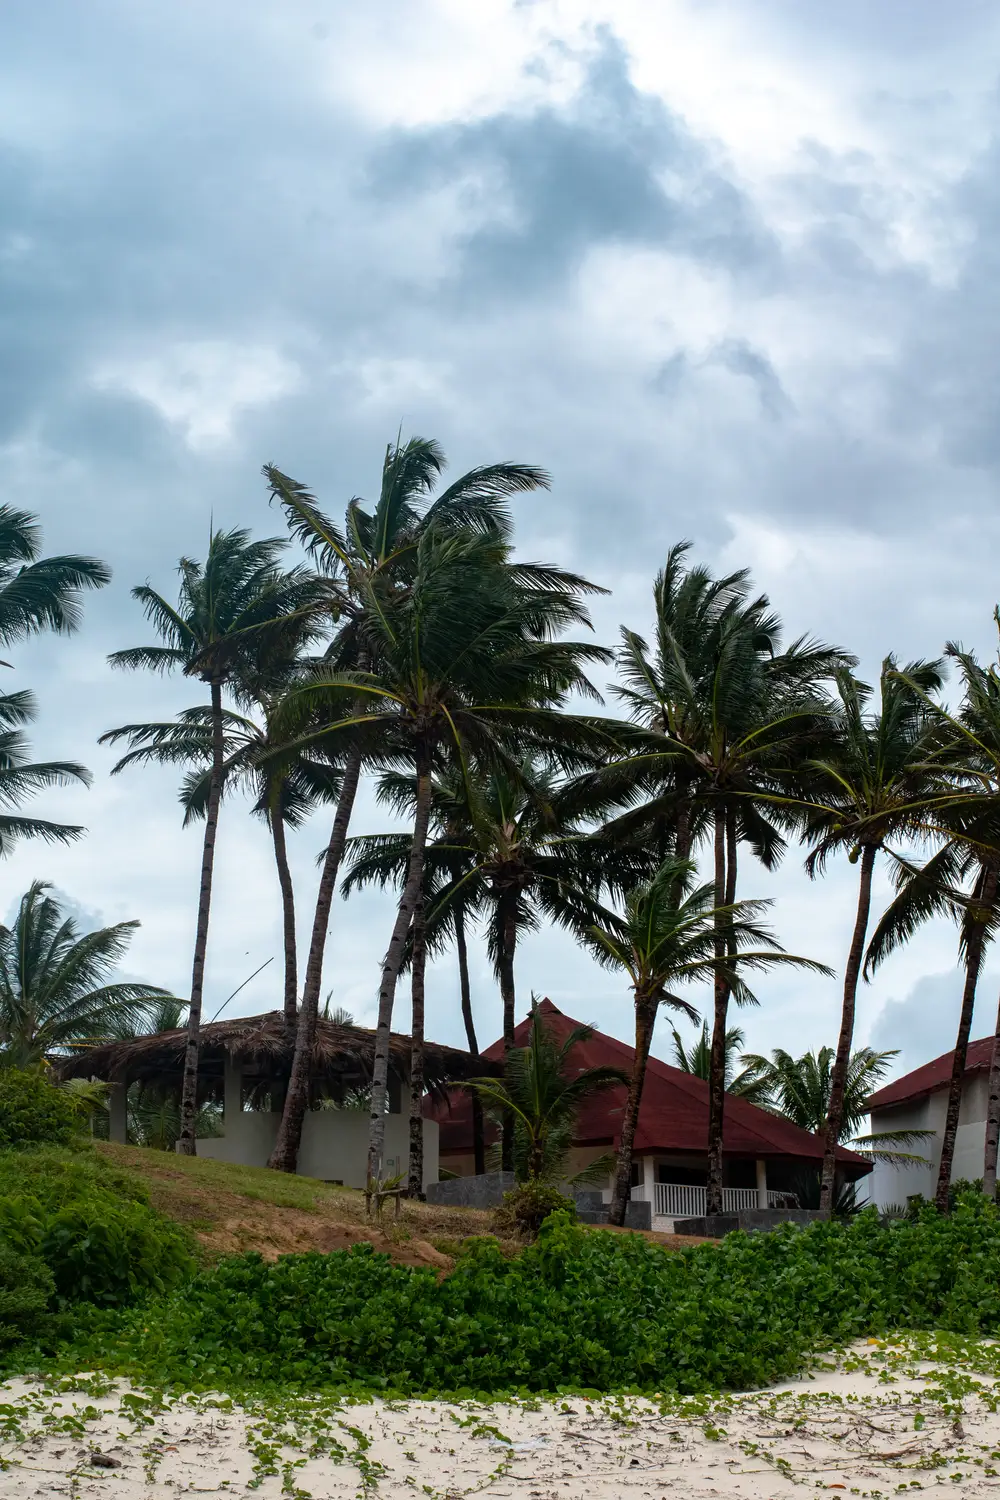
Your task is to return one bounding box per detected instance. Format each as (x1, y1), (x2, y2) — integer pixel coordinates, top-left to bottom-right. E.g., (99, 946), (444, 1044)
(6, 1139), (1000, 1400)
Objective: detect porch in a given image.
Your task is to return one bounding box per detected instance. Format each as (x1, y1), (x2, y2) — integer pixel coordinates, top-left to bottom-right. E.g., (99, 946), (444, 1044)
(645, 1182), (796, 1220)
(623, 1155), (798, 1230)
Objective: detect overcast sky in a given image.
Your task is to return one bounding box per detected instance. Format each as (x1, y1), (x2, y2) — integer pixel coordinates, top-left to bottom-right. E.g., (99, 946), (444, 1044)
(4, 0), (1000, 1080)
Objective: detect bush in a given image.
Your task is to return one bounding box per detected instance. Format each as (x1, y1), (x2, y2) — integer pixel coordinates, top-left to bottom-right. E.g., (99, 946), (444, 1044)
(0, 1146), (193, 1312)
(0, 1244), (53, 1350)
(65, 1192), (1000, 1398)
(493, 1181), (577, 1240)
(0, 1068), (83, 1148)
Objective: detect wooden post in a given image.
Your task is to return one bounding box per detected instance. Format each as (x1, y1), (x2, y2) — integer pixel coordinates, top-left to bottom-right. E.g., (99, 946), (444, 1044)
(109, 1080), (128, 1144)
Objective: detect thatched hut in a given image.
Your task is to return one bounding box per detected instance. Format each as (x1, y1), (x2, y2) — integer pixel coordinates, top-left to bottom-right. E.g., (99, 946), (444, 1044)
(59, 1010), (493, 1189)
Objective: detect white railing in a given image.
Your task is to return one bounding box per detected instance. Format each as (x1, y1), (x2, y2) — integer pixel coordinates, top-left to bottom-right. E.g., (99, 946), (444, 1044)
(652, 1183), (796, 1219)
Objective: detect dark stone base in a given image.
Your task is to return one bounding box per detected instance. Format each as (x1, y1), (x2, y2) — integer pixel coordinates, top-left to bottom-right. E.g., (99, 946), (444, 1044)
(573, 1190), (652, 1231)
(672, 1208), (824, 1237)
(425, 1176), (653, 1230)
(425, 1172), (515, 1209)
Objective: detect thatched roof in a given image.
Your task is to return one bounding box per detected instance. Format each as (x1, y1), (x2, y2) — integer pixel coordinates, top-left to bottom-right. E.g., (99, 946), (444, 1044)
(57, 1010), (495, 1098)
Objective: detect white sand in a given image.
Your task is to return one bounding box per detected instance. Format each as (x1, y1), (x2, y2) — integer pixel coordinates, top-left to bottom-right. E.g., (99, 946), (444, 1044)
(3, 1340), (1000, 1497)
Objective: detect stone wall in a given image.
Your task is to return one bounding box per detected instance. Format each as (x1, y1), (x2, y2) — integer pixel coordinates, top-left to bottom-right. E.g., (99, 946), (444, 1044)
(672, 1208), (824, 1236)
(426, 1174), (652, 1229)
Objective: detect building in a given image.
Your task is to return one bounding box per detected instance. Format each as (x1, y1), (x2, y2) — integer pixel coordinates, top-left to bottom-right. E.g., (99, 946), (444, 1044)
(427, 999), (872, 1229)
(59, 1009), (490, 1191)
(866, 1036), (998, 1208)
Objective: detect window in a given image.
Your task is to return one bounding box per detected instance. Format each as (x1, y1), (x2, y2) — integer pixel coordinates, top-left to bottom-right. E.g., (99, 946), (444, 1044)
(630, 1161), (641, 1188)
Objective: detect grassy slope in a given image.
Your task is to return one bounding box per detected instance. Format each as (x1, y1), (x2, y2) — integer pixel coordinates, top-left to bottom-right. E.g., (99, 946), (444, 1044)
(96, 1142), (501, 1268)
(95, 1144), (712, 1265)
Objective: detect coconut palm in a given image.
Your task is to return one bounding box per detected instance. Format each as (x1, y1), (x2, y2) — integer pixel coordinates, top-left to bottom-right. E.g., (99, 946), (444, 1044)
(345, 756), (636, 1173)
(0, 691), (95, 853)
(739, 1043), (929, 1161)
(738, 1043), (931, 1210)
(577, 856), (831, 1226)
(585, 544), (844, 1213)
(341, 767), (492, 1174)
(860, 641), (1000, 1206)
(0, 507), (109, 848)
(0, 881), (172, 1066)
(263, 437), (553, 1174)
(802, 658), (948, 1212)
(669, 1021), (772, 1103)
(0, 506), (110, 648)
(103, 529), (326, 1154)
(465, 999), (627, 1183)
(273, 523), (614, 1190)
(102, 692), (341, 1027)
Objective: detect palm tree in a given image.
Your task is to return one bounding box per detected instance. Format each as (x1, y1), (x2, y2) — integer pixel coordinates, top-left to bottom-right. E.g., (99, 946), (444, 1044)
(861, 641), (1000, 1206)
(346, 756), (634, 1173)
(342, 767), (490, 1175)
(589, 544), (845, 1213)
(273, 524), (614, 1191)
(103, 529), (325, 1154)
(0, 690), (94, 853)
(738, 1044), (931, 1209)
(464, 999), (627, 1183)
(101, 693), (340, 1028)
(803, 658), (948, 1212)
(670, 1021), (772, 1103)
(0, 507), (109, 849)
(576, 856), (830, 1226)
(263, 438), (553, 1174)
(0, 505), (109, 646)
(0, 882), (172, 1066)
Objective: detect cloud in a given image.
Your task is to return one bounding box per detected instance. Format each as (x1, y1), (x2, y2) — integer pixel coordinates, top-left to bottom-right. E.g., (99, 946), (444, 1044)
(869, 968), (1000, 1080)
(366, 29), (773, 297)
(2, 0), (1000, 1066)
(92, 342), (302, 450)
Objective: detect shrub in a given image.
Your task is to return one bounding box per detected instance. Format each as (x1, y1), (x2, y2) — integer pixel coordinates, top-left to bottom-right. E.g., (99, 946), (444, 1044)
(493, 1181), (576, 1240)
(41, 1198), (193, 1308)
(0, 1146), (193, 1312)
(0, 1244), (53, 1350)
(0, 1068), (83, 1149)
(57, 1194), (1000, 1398)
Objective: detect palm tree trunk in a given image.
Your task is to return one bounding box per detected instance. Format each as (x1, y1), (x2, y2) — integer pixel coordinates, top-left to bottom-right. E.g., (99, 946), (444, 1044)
(270, 806), (298, 1028)
(367, 753), (433, 1191)
(177, 678), (225, 1156)
(982, 987), (1000, 1200)
(705, 804), (736, 1216)
(819, 841), (878, 1214)
(267, 744), (362, 1172)
(497, 891), (518, 1173)
(407, 891), (427, 1199)
(935, 859), (998, 1211)
(608, 996), (656, 1226)
(455, 905), (485, 1175)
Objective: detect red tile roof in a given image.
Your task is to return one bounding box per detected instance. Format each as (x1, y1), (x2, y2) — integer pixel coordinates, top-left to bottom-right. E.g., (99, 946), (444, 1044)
(427, 998), (871, 1175)
(867, 1035), (997, 1111)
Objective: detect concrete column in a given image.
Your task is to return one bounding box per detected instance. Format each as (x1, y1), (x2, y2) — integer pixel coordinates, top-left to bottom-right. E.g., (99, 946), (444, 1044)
(756, 1158), (768, 1209)
(109, 1081), (128, 1144)
(223, 1054), (242, 1127)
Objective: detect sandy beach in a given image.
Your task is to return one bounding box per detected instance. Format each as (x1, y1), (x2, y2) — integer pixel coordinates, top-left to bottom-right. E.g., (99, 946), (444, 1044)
(3, 1339), (999, 1497)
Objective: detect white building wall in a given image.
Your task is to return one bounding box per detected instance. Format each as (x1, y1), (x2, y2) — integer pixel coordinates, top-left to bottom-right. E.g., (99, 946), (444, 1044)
(870, 1080), (991, 1210)
(198, 1110), (439, 1192)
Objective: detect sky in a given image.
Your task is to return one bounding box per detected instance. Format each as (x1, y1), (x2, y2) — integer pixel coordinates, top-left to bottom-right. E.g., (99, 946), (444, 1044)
(4, 0), (1000, 1081)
